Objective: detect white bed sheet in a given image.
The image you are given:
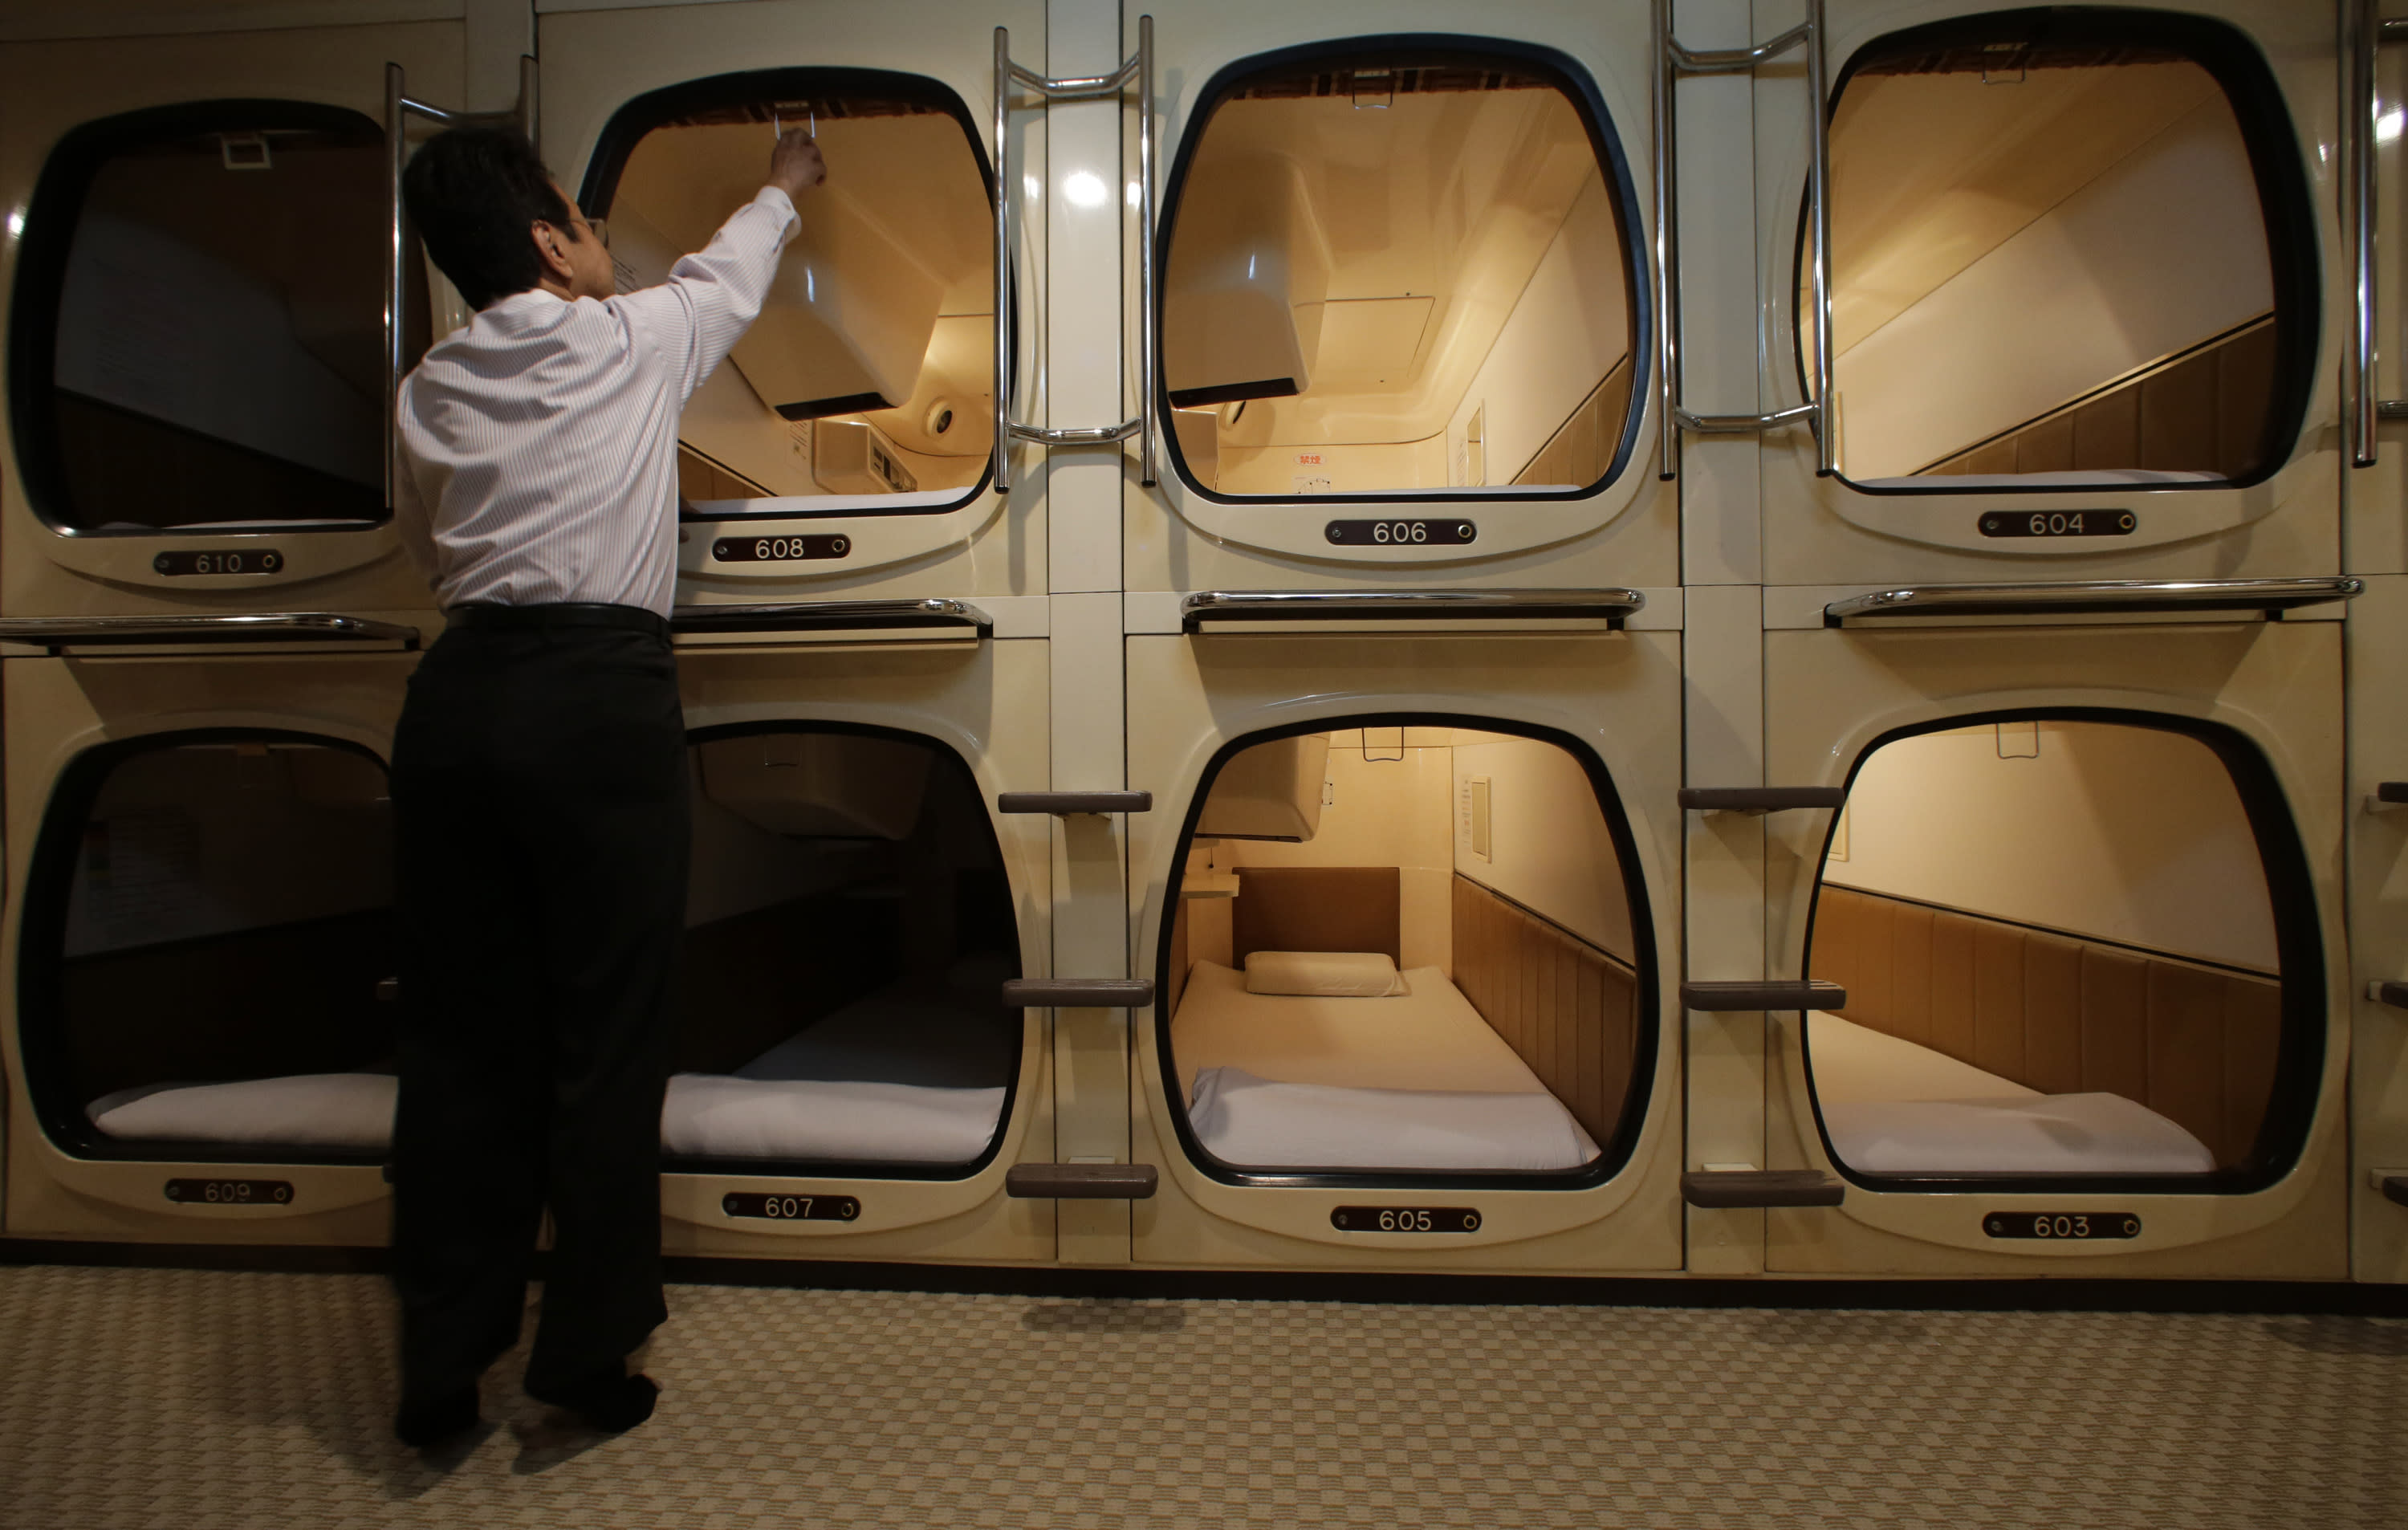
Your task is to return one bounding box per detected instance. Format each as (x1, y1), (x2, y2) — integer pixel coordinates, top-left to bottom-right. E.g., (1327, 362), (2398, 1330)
(87, 1073), (396, 1151)
(1172, 961), (1597, 1170)
(661, 983), (1011, 1162)
(660, 1076), (1004, 1162)
(1807, 1011), (2214, 1175)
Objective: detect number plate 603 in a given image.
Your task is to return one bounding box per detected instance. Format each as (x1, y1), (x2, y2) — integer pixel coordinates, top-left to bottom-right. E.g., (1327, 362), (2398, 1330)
(1984, 1211), (2139, 1239)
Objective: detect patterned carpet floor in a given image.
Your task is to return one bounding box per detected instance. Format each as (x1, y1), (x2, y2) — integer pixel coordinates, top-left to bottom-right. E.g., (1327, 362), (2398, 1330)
(0, 1263), (2399, 1528)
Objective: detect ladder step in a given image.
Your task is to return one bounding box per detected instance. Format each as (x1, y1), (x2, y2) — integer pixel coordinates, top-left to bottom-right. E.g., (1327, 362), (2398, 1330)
(1681, 979), (1847, 1011)
(1682, 1169), (1845, 1209)
(996, 791), (1153, 815)
(1007, 1163), (1159, 1199)
(1001, 979), (1154, 1007)
(1678, 787), (1848, 814)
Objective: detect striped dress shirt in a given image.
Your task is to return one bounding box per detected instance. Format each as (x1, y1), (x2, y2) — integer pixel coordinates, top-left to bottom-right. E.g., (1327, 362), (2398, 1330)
(395, 186), (800, 618)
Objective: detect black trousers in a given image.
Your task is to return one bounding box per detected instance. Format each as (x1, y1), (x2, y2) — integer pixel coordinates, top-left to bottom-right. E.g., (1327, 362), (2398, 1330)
(388, 604), (689, 1403)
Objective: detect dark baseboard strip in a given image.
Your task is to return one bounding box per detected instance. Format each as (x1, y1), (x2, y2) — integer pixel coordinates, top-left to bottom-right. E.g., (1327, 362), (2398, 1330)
(6, 1238), (2401, 1316)
(0, 1238), (392, 1276)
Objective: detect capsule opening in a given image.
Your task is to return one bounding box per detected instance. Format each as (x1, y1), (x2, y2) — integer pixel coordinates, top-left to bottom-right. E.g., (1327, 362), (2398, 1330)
(1806, 9), (2313, 492)
(580, 71), (997, 519)
(664, 726), (1023, 1178)
(24, 736), (398, 1162)
(1803, 714), (2323, 1192)
(1158, 43), (1642, 503)
(11, 106), (422, 533)
(1160, 722), (1657, 1186)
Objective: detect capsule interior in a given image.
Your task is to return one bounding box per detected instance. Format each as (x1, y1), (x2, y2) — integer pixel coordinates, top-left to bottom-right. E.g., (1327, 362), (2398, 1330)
(1804, 717), (2313, 1188)
(31, 739), (398, 1160)
(1159, 52), (1637, 498)
(1816, 18), (2296, 487)
(595, 86), (997, 513)
(21, 111), (425, 531)
(1161, 726), (1653, 1178)
(665, 727), (1022, 1174)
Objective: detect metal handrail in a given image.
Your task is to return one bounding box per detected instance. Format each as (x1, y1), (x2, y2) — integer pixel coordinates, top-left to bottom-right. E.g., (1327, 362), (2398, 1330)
(1654, 0), (1831, 482)
(1180, 588), (1645, 632)
(386, 57), (536, 511)
(1667, 23), (1813, 73)
(991, 18), (1157, 493)
(1824, 577), (2365, 624)
(1678, 401), (1818, 435)
(1009, 419), (1141, 446)
(0, 614), (422, 649)
(669, 598), (994, 635)
(2349, 2), (2408, 464)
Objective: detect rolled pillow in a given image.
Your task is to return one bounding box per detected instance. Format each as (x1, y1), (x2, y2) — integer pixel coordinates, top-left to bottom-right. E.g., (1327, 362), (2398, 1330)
(1243, 950), (1406, 997)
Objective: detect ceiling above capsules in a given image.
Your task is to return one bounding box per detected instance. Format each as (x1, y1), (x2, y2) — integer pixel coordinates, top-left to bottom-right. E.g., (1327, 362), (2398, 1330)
(1166, 71), (1619, 449)
(1828, 59), (2231, 356)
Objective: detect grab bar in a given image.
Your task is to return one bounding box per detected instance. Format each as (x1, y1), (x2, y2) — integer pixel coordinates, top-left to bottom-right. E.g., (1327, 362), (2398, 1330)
(1682, 1168), (1843, 1209)
(1653, 0), (1832, 481)
(997, 791), (1153, 814)
(2380, 1172), (2408, 1208)
(1007, 1162), (1159, 1199)
(1682, 979), (1846, 1011)
(2347, 2), (2408, 465)
(0, 614), (422, 651)
(386, 58), (537, 513)
(1002, 979), (1154, 1007)
(669, 599), (993, 636)
(1679, 787), (1846, 814)
(1180, 588), (1645, 632)
(2369, 980), (2408, 1011)
(992, 16), (1157, 492)
(1824, 577), (2363, 625)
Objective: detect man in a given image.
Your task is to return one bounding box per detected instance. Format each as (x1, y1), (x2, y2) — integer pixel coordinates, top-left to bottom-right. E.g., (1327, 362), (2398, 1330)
(387, 124), (824, 1449)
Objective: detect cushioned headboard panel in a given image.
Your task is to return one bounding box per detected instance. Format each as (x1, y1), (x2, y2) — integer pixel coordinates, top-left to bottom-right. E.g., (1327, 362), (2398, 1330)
(1809, 884), (2280, 1169)
(1230, 866), (1400, 966)
(1450, 874), (1641, 1147)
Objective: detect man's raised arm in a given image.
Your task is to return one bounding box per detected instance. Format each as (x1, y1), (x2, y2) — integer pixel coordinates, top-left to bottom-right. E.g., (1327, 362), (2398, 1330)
(621, 129), (828, 401)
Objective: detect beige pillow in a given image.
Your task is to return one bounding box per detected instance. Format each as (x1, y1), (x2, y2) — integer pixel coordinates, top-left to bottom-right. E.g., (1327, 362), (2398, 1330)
(1243, 950), (1406, 997)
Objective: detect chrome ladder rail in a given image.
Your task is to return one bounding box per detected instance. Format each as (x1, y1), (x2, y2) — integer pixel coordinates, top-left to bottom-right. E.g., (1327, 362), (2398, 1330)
(991, 17), (1157, 493)
(1654, 0), (1832, 482)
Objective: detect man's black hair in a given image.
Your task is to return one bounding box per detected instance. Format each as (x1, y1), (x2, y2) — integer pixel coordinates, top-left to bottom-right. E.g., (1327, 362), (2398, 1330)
(401, 125), (581, 311)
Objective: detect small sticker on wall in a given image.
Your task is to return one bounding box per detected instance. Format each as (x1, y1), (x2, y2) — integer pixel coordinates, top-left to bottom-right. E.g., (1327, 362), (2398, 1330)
(1292, 475), (1332, 494)
(1294, 452), (1324, 466)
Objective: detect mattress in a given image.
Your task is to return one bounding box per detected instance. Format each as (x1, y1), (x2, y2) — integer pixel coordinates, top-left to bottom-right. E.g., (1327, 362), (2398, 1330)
(87, 1072), (396, 1151)
(1170, 960), (1598, 1170)
(1807, 1011), (2215, 1175)
(661, 982), (1012, 1162)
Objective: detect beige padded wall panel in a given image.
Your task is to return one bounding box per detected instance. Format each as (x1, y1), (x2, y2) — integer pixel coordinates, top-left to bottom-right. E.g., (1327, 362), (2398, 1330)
(1450, 875), (1637, 1146)
(1810, 886), (2281, 1167)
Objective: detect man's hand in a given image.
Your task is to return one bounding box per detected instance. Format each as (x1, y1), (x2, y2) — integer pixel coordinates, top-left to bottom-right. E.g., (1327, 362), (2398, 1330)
(768, 130), (826, 198)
